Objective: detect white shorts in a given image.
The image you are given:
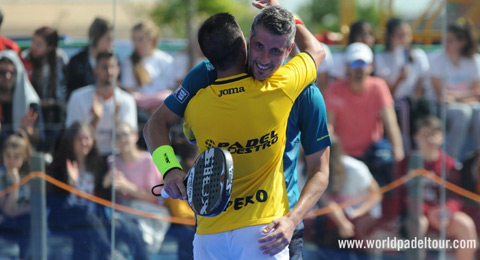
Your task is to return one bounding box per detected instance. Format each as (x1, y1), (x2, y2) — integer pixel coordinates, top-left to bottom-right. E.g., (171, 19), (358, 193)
(193, 224), (289, 260)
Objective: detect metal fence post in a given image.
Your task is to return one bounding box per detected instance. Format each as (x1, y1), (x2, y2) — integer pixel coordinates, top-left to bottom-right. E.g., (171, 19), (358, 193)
(406, 151), (425, 260)
(30, 152), (47, 260)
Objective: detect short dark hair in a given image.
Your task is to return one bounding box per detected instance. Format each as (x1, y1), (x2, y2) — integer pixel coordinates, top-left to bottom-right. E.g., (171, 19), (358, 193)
(96, 51), (115, 64)
(198, 13), (245, 71)
(250, 6), (296, 48)
(88, 17), (113, 47)
(415, 115), (442, 134)
(448, 20), (477, 58)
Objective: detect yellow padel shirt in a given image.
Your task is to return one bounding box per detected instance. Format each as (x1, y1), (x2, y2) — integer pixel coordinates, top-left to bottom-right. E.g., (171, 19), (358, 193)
(184, 52), (317, 234)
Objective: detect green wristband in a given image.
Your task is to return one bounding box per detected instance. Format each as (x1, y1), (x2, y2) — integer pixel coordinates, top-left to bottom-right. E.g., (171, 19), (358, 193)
(152, 145), (183, 177)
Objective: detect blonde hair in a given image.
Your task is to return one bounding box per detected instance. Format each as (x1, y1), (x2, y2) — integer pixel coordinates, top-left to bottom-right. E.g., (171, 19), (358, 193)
(130, 20), (160, 87)
(1, 132), (33, 175)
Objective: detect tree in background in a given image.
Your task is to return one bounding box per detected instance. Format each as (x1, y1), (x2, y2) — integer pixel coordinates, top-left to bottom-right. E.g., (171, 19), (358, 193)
(150, 0), (256, 38)
(298, 0), (379, 43)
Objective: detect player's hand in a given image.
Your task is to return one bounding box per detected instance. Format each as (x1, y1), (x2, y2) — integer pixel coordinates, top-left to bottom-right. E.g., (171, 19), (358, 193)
(258, 216), (296, 256)
(163, 168), (187, 200)
(252, 0), (281, 10)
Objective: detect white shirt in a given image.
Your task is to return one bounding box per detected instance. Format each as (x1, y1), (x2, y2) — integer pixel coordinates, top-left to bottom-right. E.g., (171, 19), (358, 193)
(375, 48), (430, 100)
(318, 42), (334, 74)
(340, 155), (381, 218)
(66, 85), (137, 155)
(429, 51), (480, 95)
(121, 49), (175, 94)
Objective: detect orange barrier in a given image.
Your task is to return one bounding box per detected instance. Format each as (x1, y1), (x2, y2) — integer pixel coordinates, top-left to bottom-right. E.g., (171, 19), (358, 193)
(0, 172), (195, 226)
(0, 169), (478, 224)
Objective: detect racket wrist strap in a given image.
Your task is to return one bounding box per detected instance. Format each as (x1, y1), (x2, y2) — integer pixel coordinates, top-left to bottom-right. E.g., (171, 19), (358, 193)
(152, 145), (183, 177)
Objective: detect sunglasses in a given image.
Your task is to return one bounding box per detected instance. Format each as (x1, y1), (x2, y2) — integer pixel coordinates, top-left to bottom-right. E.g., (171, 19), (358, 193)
(349, 60), (368, 69)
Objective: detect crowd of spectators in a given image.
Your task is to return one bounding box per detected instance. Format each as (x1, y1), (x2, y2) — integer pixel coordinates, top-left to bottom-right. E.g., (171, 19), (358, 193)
(0, 6), (478, 259)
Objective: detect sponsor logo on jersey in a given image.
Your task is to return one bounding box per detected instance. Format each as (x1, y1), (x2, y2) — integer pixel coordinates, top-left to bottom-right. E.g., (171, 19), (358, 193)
(224, 189), (268, 211)
(173, 86), (190, 103)
(218, 86), (245, 97)
(204, 130), (278, 154)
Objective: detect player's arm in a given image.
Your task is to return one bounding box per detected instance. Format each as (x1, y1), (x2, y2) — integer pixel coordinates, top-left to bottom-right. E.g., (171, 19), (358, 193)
(259, 148), (330, 256)
(143, 104), (186, 199)
(291, 147), (330, 220)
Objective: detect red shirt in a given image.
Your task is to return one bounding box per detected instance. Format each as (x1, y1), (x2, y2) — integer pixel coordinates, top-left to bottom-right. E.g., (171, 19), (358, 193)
(0, 36), (21, 55)
(326, 76), (394, 157)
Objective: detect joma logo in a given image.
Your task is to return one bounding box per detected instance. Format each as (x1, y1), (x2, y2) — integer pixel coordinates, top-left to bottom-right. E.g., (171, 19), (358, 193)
(218, 86), (245, 97)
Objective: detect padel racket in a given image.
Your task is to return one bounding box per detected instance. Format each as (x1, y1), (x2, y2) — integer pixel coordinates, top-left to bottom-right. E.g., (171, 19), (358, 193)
(152, 147), (234, 217)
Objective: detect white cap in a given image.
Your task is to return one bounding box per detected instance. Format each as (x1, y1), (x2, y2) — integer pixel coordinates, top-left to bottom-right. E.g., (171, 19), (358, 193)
(345, 42), (373, 64)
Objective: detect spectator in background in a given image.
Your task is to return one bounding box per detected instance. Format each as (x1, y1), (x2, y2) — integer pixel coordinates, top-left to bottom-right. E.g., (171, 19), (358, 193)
(66, 17), (113, 99)
(0, 50), (41, 147)
(22, 26), (69, 155)
(172, 34), (206, 90)
(0, 10), (21, 55)
(102, 121), (168, 255)
(406, 116), (477, 260)
(0, 133), (32, 259)
(322, 137), (382, 240)
(332, 20), (376, 80)
(47, 121), (149, 260)
(430, 20), (480, 161)
(316, 42), (333, 94)
(46, 121), (112, 260)
(375, 18), (432, 155)
(66, 52), (137, 157)
(121, 20), (175, 112)
(326, 42), (403, 219)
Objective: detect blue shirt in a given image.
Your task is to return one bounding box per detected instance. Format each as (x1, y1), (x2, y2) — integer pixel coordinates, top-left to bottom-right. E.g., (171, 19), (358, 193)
(165, 61), (331, 210)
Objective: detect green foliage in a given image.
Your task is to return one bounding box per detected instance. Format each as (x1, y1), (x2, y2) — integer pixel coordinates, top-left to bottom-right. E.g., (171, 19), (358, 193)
(150, 0), (257, 38)
(297, 0), (379, 34)
(356, 1), (379, 29)
(298, 0), (340, 34)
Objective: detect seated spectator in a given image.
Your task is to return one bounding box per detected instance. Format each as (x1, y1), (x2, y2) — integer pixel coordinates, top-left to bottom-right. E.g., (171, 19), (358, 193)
(22, 26), (69, 155)
(0, 133), (32, 259)
(0, 50), (41, 147)
(47, 121), (148, 260)
(322, 137), (382, 239)
(0, 10), (20, 55)
(410, 116), (477, 260)
(102, 121), (169, 254)
(332, 20), (376, 80)
(430, 20), (480, 161)
(66, 17), (113, 99)
(326, 42), (403, 220)
(121, 20), (175, 112)
(326, 42), (404, 186)
(375, 18), (432, 154)
(46, 121), (111, 260)
(66, 52), (137, 156)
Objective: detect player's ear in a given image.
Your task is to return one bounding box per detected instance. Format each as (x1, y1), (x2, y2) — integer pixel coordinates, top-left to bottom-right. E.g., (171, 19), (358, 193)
(286, 43), (295, 56)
